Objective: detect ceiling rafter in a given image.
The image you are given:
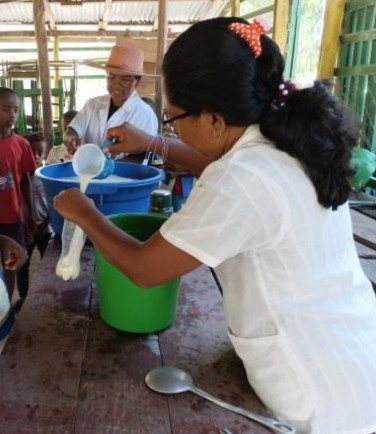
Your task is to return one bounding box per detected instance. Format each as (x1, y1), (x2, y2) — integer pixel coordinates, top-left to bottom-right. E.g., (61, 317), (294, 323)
(44, 0), (56, 30)
(98, 0), (112, 30)
(0, 29), (182, 37)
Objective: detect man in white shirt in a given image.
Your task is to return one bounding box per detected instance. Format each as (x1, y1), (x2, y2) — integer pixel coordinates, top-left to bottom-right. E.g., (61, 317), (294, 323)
(63, 43), (158, 154)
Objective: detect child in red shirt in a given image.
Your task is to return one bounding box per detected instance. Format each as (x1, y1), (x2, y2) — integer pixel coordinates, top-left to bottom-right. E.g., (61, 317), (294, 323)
(0, 87), (36, 300)
(17, 133), (52, 305)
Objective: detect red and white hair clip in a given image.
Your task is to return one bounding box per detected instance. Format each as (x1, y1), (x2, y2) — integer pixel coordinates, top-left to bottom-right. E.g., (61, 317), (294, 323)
(228, 18), (269, 58)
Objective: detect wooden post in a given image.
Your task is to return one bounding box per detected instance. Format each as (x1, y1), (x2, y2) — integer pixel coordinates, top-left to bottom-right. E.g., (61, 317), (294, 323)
(317, 0), (346, 79)
(32, 0), (54, 149)
(53, 36), (60, 123)
(230, 0), (240, 17)
(155, 0), (167, 123)
(273, 0), (290, 56)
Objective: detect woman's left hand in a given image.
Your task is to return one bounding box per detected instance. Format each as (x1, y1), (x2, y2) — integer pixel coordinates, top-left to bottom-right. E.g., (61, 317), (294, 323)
(0, 236), (27, 271)
(54, 188), (96, 224)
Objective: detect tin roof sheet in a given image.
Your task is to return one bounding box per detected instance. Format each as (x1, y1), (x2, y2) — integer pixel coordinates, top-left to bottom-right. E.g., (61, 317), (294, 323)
(0, 0), (226, 26)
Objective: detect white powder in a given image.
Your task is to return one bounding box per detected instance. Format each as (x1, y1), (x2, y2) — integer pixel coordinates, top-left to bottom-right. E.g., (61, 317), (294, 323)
(56, 174), (134, 183)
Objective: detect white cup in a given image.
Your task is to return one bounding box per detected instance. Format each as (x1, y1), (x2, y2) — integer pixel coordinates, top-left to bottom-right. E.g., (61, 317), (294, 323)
(72, 143), (114, 179)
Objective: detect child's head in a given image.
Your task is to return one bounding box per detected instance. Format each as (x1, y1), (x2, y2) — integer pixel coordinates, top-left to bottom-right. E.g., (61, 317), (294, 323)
(0, 87), (19, 133)
(62, 110), (78, 132)
(26, 133), (47, 167)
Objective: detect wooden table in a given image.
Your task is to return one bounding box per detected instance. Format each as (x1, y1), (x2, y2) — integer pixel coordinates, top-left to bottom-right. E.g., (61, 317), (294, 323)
(0, 238), (270, 434)
(351, 207), (376, 286)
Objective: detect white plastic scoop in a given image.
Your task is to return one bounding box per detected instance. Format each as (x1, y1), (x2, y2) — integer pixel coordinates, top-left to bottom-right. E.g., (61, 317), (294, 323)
(56, 144), (107, 280)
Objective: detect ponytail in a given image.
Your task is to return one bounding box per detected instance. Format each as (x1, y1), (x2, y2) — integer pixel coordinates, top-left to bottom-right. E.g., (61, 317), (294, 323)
(259, 81), (357, 210)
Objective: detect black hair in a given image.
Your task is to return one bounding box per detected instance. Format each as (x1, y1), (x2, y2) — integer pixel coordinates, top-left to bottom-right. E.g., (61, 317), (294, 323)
(25, 133), (46, 146)
(162, 17), (357, 209)
(63, 109), (78, 120)
(0, 87), (17, 100)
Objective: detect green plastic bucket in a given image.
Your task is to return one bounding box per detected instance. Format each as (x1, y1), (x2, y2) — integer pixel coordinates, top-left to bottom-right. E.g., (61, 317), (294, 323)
(95, 213), (180, 333)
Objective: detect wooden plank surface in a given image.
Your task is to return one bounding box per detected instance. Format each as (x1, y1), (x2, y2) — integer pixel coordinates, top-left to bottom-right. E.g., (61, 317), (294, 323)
(74, 288), (171, 434)
(0, 238), (271, 433)
(1, 209), (376, 434)
(351, 208), (376, 287)
(0, 238), (94, 434)
(159, 266), (270, 434)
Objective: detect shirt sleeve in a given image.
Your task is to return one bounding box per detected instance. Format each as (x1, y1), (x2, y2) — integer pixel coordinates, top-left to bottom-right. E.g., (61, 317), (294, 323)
(69, 99), (92, 138)
(130, 106), (158, 135)
(20, 139), (37, 173)
(160, 160), (290, 268)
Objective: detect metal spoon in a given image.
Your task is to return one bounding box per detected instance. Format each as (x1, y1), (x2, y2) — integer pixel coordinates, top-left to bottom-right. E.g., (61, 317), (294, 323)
(145, 366), (295, 434)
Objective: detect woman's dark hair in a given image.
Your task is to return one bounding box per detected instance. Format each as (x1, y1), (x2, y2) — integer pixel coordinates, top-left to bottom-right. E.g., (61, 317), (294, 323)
(163, 17), (357, 209)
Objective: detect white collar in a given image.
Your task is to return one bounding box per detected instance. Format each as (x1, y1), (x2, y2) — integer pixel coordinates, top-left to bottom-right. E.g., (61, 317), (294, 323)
(226, 124), (271, 157)
(102, 89), (139, 111)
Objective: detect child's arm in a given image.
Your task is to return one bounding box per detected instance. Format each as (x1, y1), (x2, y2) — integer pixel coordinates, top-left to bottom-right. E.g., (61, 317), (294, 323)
(20, 173), (36, 233)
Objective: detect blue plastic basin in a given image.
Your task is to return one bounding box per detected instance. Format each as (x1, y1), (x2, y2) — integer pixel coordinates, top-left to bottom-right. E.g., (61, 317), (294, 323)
(36, 161), (164, 234)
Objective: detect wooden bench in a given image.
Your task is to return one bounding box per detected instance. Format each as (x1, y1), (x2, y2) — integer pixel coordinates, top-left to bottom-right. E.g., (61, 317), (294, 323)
(0, 238), (270, 433)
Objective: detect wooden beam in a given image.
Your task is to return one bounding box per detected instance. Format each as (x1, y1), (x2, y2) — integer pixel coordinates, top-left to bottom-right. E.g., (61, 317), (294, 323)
(44, 0), (56, 31)
(53, 36), (60, 121)
(32, 0), (54, 148)
(273, 0), (290, 56)
(0, 30), (182, 38)
(317, 0), (346, 79)
(346, 0), (375, 12)
(155, 0), (167, 120)
(99, 0), (112, 31)
(243, 4), (274, 21)
(230, 0), (240, 17)
(335, 64), (376, 77)
(201, 0), (227, 20)
(341, 28), (376, 44)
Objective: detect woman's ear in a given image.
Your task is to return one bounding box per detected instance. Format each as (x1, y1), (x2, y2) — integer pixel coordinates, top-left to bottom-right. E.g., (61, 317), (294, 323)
(203, 111), (226, 139)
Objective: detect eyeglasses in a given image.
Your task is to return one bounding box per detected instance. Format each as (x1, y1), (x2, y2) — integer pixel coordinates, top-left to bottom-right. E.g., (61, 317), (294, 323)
(161, 111), (194, 125)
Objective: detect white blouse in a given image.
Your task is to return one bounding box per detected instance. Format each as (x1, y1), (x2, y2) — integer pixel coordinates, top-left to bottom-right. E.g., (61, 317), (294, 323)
(161, 125), (376, 434)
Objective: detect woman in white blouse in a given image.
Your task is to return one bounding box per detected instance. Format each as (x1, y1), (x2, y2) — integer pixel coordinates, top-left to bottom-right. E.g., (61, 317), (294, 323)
(55, 17), (376, 433)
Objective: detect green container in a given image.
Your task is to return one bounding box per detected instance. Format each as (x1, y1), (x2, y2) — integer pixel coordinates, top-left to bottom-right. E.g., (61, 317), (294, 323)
(95, 213), (180, 333)
(350, 147), (376, 190)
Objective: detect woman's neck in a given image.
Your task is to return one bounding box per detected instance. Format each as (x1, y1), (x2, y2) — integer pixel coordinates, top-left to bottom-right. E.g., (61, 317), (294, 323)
(221, 125), (247, 156)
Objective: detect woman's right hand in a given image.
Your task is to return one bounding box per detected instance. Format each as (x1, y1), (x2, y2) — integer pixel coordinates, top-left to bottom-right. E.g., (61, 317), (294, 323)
(104, 123), (153, 157)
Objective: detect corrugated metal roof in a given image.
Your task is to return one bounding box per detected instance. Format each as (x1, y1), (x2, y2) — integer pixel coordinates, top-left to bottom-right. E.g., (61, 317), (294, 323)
(0, 1), (226, 26)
